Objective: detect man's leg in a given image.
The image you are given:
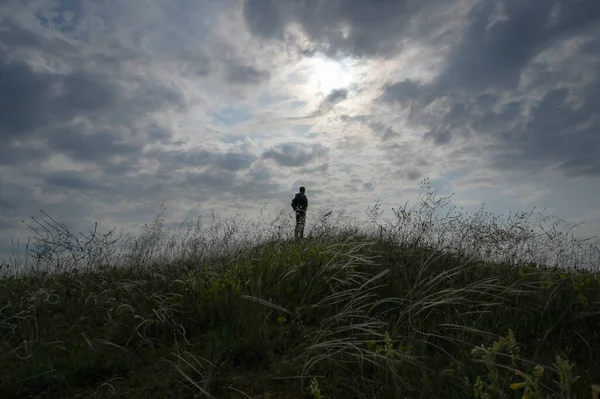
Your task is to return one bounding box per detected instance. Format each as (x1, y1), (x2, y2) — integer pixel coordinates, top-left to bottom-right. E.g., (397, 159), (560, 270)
(295, 212), (301, 238)
(298, 213), (306, 238)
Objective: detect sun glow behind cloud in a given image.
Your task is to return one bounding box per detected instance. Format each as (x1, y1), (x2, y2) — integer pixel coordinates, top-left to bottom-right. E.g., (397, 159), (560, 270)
(301, 55), (356, 97)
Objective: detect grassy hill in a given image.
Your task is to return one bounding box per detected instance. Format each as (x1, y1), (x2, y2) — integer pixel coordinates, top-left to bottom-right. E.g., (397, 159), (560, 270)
(1, 187), (599, 398)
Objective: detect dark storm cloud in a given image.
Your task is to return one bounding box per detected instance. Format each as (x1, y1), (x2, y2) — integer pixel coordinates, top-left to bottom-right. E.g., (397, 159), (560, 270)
(367, 121), (399, 141)
(0, 43), (183, 171)
(423, 128), (454, 146)
(228, 166), (282, 201)
(0, 18), (75, 59)
(382, 79), (426, 105)
(184, 168), (237, 190)
(180, 51), (212, 78)
(0, 0), (289, 260)
(491, 81), (600, 177)
(0, 58), (183, 168)
(376, 1), (600, 177)
(324, 88), (348, 104)
(245, 0), (600, 177)
(0, 144), (47, 166)
(49, 125), (141, 163)
(438, 0), (600, 90)
(0, 188), (25, 218)
(405, 169), (422, 181)
(0, 61), (118, 141)
(313, 88), (348, 115)
(0, 38), (151, 172)
(147, 124), (173, 142)
(243, 0), (437, 57)
(226, 62), (271, 85)
(291, 88), (349, 120)
(244, 0), (600, 67)
(153, 149), (258, 172)
(43, 171), (103, 190)
(0, 1), (193, 255)
(262, 142), (328, 167)
(218, 151), (258, 171)
(180, 164), (280, 203)
(383, 50), (600, 176)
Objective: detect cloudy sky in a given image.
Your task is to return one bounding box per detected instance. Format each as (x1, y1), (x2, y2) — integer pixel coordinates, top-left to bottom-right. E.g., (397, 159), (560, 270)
(1, 0), (600, 256)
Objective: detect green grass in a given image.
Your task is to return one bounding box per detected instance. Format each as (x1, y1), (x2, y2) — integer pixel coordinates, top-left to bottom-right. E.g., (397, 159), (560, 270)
(1, 184), (599, 398)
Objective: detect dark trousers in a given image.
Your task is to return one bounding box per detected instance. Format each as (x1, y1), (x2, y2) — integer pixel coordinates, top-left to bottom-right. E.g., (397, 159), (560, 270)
(295, 211), (306, 238)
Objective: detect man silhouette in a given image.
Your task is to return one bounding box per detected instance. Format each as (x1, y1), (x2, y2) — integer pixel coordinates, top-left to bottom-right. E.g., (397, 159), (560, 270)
(291, 186), (308, 238)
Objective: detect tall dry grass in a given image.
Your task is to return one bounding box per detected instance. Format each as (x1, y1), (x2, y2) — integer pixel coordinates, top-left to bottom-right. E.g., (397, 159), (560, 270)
(1, 181), (599, 398)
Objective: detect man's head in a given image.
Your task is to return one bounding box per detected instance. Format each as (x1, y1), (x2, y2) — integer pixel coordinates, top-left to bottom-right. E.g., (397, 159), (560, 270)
(299, 186), (305, 194)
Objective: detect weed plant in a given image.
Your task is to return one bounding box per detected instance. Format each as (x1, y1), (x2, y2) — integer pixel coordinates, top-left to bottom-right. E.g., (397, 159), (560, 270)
(1, 181), (599, 398)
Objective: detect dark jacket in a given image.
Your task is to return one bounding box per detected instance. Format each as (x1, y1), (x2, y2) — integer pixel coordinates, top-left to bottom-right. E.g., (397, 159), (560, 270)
(291, 193), (308, 212)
